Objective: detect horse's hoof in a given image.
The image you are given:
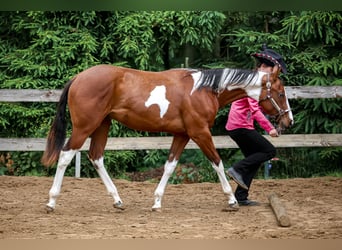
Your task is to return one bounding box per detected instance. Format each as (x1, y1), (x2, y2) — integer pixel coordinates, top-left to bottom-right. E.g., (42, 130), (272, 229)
(113, 201), (125, 210)
(46, 205), (54, 213)
(222, 202), (239, 212)
(151, 207), (162, 212)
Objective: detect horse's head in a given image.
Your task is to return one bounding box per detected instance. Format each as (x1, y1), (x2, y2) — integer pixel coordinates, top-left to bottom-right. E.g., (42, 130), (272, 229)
(259, 66), (294, 133)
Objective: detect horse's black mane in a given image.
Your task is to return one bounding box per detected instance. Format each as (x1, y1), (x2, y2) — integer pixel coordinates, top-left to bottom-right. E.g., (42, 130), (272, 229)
(192, 68), (259, 92)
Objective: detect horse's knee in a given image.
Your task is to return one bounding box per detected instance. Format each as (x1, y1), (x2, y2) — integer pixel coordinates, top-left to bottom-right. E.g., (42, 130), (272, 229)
(163, 159), (177, 176)
(88, 155), (105, 170)
(210, 160), (224, 172)
(58, 149), (78, 166)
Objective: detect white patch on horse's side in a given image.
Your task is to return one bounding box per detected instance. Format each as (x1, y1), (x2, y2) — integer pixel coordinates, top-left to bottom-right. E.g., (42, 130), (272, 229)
(145, 85), (170, 118)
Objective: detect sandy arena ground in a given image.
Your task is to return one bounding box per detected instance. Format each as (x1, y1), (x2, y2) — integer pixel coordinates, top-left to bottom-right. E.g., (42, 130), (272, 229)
(0, 175), (341, 239)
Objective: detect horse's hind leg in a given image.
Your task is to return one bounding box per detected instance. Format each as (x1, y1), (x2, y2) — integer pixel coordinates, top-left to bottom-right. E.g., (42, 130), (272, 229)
(88, 116), (124, 210)
(46, 149), (78, 211)
(152, 134), (190, 211)
(46, 126), (93, 211)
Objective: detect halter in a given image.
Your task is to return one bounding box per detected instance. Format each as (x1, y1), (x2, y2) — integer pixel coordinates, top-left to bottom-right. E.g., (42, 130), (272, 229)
(259, 74), (291, 120)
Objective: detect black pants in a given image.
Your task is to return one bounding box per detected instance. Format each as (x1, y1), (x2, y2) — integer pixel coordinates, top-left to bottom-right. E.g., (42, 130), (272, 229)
(227, 128), (276, 201)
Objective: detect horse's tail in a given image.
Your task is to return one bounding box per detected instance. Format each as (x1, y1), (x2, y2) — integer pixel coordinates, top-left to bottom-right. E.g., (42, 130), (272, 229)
(41, 79), (74, 167)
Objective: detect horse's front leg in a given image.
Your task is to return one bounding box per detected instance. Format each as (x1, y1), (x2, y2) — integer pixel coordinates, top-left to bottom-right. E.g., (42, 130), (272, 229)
(89, 156), (124, 210)
(152, 134), (189, 212)
(210, 160), (239, 210)
(191, 131), (239, 211)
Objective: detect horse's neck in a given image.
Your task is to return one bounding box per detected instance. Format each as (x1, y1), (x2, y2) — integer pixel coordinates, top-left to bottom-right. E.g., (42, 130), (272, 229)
(211, 69), (269, 108)
(218, 68), (266, 90)
(191, 68), (266, 97)
(217, 89), (248, 108)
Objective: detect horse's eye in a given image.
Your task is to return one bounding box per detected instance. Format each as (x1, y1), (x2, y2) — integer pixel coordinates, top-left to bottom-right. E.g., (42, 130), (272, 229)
(279, 93), (285, 98)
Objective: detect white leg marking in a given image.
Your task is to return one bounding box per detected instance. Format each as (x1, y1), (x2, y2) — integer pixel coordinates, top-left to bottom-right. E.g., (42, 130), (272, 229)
(47, 149), (78, 209)
(152, 159), (178, 210)
(145, 85), (170, 118)
(211, 160), (237, 205)
(91, 157), (123, 207)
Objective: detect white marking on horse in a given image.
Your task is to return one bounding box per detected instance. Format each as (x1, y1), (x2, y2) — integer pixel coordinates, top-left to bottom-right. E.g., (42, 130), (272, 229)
(226, 71), (266, 101)
(47, 149), (79, 209)
(211, 160), (237, 205)
(145, 85), (170, 118)
(152, 158), (178, 210)
(190, 69), (267, 102)
(90, 157), (123, 206)
(190, 71), (202, 95)
(284, 88), (294, 125)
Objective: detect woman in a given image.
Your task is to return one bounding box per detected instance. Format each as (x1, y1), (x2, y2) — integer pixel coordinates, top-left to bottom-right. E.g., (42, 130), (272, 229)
(226, 45), (287, 206)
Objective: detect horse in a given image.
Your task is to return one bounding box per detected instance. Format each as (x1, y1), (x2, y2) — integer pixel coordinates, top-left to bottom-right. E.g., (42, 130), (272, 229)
(41, 64), (293, 212)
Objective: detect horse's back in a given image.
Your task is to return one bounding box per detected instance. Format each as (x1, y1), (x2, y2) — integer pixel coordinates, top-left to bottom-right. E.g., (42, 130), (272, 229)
(66, 65), (195, 127)
(72, 64), (191, 87)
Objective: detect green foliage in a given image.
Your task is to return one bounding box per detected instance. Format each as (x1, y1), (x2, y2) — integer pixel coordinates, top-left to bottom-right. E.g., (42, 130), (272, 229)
(0, 152), (54, 176)
(279, 11), (342, 46)
(0, 103), (55, 137)
(173, 149), (220, 183)
(141, 149), (168, 169)
(281, 12), (342, 137)
(111, 11), (225, 70)
(266, 148), (342, 178)
(169, 164), (200, 184)
(0, 153), (12, 175)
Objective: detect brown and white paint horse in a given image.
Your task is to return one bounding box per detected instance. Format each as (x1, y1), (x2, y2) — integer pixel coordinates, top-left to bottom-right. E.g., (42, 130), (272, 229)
(41, 64), (293, 212)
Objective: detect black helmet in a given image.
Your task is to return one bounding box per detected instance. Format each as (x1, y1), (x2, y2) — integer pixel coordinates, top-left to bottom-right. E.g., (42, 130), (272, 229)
(251, 44), (287, 74)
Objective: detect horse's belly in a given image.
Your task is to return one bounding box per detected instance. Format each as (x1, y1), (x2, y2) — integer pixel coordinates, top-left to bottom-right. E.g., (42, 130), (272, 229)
(109, 111), (185, 134)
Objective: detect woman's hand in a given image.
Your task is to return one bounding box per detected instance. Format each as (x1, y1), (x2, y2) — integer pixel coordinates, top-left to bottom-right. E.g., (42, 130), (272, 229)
(269, 128), (279, 137)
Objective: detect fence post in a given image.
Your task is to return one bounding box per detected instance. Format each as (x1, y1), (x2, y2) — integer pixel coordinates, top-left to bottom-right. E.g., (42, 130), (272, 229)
(75, 152), (81, 178)
(264, 160), (271, 179)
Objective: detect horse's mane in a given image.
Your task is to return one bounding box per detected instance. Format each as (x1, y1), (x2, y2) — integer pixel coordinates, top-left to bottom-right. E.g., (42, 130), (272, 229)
(191, 68), (260, 92)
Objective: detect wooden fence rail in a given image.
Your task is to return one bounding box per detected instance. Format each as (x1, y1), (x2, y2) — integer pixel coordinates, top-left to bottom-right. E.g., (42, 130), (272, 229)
(1, 86), (342, 102)
(1, 86), (341, 177)
(1, 134), (342, 152)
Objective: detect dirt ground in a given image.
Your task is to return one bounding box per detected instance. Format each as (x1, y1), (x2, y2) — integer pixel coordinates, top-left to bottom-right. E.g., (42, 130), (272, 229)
(0, 175), (341, 239)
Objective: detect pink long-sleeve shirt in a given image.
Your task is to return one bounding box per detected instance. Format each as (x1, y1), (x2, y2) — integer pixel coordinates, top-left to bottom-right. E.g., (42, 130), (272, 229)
(225, 97), (274, 133)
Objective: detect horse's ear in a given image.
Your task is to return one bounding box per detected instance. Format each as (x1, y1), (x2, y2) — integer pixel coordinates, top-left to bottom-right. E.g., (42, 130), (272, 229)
(272, 65), (280, 79)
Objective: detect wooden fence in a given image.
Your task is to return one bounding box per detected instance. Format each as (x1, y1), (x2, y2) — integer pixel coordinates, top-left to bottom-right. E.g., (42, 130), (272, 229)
(1, 86), (342, 177)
